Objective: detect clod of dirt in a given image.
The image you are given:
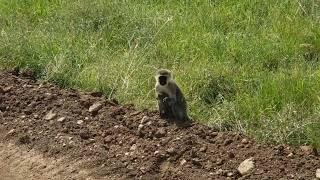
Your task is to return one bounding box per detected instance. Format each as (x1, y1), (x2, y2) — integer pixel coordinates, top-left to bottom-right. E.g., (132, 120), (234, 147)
(300, 145), (317, 155)
(238, 157), (255, 176)
(88, 102), (103, 115)
(79, 130), (91, 140)
(18, 135), (31, 144)
(44, 110), (57, 120)
(5, 129), (15, 137)
(316, 169), (320, 179)
(192, 158), (201, 166)
(155, 128), (166, 138)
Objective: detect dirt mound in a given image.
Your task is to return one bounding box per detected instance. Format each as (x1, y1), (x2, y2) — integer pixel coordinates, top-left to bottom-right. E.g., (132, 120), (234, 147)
(0, 71), (319, 179)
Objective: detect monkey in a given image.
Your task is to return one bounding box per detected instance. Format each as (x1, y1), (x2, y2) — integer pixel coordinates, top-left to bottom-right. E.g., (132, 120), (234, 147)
(155, 69), (189, 121)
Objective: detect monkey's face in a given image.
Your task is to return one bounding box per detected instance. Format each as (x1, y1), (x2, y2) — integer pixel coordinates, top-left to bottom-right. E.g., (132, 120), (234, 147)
(158, 75), (168, 86)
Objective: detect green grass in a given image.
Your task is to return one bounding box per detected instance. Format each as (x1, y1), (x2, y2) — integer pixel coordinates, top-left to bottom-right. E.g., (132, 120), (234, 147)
(1, 0), (320, 147)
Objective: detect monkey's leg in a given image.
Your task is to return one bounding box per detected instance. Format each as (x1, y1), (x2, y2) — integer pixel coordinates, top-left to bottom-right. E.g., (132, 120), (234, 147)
(171, 105), (189, 121)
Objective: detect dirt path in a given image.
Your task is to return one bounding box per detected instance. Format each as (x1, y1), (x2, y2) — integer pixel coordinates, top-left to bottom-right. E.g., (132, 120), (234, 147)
(0, 71), (319, 179)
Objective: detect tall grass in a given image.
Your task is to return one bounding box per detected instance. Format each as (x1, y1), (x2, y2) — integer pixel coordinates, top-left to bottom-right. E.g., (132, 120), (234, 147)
(0, 0), (320, 147)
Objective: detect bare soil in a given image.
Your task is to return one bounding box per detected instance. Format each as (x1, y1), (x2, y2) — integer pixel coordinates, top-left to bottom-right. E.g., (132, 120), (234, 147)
(0, 71), (319, 180)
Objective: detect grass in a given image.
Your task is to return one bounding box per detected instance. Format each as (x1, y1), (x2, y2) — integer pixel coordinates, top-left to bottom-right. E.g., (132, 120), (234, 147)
(0, 0), (320, 147)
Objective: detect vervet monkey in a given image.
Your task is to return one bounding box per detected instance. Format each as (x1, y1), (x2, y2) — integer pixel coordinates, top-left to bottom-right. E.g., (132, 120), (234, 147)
(155, 69), (189, 121)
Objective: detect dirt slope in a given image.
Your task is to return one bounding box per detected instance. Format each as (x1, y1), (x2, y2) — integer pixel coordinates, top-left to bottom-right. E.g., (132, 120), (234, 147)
(0, 71), (319, 180)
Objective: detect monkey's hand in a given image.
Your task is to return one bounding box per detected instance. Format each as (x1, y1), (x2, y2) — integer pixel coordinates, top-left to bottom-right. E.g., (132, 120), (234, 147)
(163, 97), (175, 105)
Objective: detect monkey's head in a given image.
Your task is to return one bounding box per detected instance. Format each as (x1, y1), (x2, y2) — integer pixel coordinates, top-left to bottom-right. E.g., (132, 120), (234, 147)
(155, 69), (172, 86)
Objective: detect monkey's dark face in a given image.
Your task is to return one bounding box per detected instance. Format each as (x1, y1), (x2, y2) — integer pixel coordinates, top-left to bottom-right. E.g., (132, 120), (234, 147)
(158, 75), (167, 86)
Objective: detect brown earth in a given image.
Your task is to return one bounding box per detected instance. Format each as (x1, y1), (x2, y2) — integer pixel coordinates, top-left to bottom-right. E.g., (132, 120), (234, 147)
(0, 71), (319, 180)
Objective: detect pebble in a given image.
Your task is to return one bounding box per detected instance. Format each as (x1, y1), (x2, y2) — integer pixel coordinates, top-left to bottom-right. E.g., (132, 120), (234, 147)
(44, 110), (57, 120)
(77, 120), (84, 125)
(89, 102), (103, 114)
(238, 157), (255, 175)
(57, 117), (66, 122)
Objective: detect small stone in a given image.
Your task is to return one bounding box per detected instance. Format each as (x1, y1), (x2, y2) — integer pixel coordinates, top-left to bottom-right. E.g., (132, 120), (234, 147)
(57, 117), (66, 122)
(155, 128), (166, 138)
(130, 144), (137, 151)
(77, 120), (84, 125)
(227, 172), (234, 177)
(88, 102), (103, 114)
(238, 157), (255, 175)
(154, 151), (160, 155)
(241, 138), (249, 144)
(44, 110), (57, 120)
(79, 131), (91, 140)
(287, 152), (294, 158)
(166, 147), (176, 155)
(316, 169), (320, 179)
(180, 159), (187, 166)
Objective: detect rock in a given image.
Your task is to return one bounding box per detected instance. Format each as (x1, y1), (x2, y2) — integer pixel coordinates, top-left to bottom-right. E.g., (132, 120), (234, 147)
(44, 110), (57, 120)
(89, 102), (103, 114)
(300, 146), (317, 155)
(238, 157), (255, 176)
(180, 159), (187, 166)
(57, 117), (66, 122)
(155, 128), (166, 138)
(77, 120), (84, 125)
(316, 169), (320, 179)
